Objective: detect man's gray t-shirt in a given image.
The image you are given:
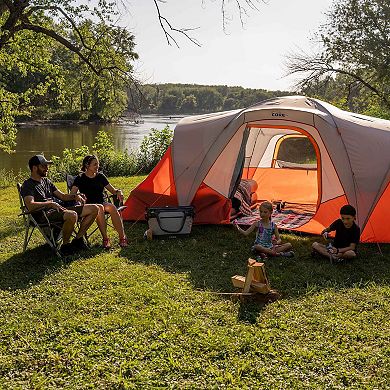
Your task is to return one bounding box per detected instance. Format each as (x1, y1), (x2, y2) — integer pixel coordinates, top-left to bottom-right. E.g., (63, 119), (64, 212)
(21, 177), (58, 202)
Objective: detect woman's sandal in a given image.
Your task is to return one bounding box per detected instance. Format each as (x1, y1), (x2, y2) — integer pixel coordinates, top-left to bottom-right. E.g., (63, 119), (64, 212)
(102, 238), (111, 249)
(119, 237), (128, 247)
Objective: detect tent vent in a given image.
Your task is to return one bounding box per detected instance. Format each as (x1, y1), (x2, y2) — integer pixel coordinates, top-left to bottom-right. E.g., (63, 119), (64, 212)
(264, 99), (281, 106)
(350, 114), (374, 122)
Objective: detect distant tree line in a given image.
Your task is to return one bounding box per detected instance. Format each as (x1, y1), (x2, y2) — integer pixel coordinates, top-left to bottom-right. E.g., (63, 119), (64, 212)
(135, 84), (293, 114)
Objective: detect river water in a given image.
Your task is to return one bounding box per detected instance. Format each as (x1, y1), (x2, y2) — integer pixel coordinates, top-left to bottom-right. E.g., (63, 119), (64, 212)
(0, 115), (182, 172)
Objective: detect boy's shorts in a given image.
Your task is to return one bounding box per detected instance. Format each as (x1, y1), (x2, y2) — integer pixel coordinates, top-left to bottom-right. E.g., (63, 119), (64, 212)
(34, 205), (84, 224)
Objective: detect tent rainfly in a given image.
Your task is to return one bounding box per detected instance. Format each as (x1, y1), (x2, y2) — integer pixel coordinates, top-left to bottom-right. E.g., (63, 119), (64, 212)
(123, 96), (390, 243)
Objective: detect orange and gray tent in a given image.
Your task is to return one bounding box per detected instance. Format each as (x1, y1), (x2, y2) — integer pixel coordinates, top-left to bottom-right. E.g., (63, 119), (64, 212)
(123, 96), (390, 243)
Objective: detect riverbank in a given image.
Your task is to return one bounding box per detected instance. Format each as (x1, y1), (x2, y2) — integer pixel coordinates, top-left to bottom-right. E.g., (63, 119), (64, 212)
(1, 115), (181, 173)
(15, 114), (186, 128)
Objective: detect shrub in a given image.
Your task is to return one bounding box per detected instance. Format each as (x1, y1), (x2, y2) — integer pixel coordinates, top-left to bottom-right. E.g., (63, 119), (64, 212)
(48, 126), (172, 181)
(0, 168), (28, 189)
(136, 126), (173, 173)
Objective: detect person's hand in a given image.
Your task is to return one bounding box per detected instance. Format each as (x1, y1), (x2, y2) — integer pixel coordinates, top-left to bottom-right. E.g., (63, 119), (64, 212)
(50, 201), (65, 212)
(116, 189), (124, 202)
(75, 193), (86, 204)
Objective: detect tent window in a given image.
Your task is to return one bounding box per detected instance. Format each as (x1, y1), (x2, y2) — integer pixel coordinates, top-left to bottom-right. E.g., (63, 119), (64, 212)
(276, 136), (316, 165)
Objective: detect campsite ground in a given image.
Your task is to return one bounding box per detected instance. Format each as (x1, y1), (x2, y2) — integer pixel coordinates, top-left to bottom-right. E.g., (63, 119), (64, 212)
(1, 177), (390, 388)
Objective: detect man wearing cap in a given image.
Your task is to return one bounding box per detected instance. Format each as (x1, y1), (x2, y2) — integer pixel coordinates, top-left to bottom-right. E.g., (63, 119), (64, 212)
(21, 154), (99, 256)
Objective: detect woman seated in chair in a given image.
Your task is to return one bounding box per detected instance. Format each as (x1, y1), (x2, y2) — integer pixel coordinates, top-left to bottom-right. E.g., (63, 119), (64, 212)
(70, 154), (128, 249)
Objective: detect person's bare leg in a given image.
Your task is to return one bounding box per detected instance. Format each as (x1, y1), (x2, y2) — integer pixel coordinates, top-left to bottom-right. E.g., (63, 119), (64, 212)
(312, 242), (330, 257)
(254, 244), (277, 256)
(274, 242), (293, 254)
(95, 204), (108, 240)
(62, 210), (77, 244)
(104, 203), (126, 239)
(339, 250), (356, 260)
(77, 204), (98, 238)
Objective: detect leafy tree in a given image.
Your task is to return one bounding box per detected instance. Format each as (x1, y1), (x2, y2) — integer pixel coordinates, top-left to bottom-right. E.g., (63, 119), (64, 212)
(158, 93), (181, 113)
(56, 20), (137, 120)
(0, 14), (62, 151)
(287, 0), (390, 114)
(0, 0), (138, 151)
(178, 94), (197, 113)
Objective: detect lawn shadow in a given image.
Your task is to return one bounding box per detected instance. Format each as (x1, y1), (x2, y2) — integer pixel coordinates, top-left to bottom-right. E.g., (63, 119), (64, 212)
(121, 223), (390, 321)
(122, 223), (250, 292)
(0, 245), (101, 291)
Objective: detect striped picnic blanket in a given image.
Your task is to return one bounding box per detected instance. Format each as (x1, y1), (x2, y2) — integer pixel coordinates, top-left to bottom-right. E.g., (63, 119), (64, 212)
(234, 209), (313, 229)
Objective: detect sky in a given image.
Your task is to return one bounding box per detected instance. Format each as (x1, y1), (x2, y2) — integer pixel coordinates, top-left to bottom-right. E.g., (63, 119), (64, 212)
(120, 0), (334, 91)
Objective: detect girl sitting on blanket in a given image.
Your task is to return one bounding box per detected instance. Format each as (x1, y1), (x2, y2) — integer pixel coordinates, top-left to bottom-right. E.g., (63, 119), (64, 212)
(234, 201), (294, 259)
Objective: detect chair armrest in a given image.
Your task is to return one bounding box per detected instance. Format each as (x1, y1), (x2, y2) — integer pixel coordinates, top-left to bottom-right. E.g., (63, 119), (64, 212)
(106, 193), (124, 208)
(18, 205), (47, 216)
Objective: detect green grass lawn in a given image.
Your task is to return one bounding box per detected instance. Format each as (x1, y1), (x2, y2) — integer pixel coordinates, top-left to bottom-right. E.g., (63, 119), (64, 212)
(1, 177), (390, 389)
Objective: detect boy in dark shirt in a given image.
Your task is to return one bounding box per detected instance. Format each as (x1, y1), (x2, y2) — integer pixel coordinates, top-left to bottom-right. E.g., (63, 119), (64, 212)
(312, 205), (360, 263)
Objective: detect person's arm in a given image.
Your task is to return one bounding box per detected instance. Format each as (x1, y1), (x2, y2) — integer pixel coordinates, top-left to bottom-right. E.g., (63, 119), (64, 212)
(53, 189), (85, 204)
(321, 227), (330, 235)
(105, 183), (124, 203)
(24, 195), (65, 213)
(274, 225), (282, 244)
(321, 220), (338, 236)
(235, 221), (257, 236)
(337, 243), (357, 254)
(331, 242), (356, 257)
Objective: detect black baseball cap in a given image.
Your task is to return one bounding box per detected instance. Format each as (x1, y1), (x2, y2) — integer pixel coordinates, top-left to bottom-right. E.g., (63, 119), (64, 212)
(28, 154), (53, 170)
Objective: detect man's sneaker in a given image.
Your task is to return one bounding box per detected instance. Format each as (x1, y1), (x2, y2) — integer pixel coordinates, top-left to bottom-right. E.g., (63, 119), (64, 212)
(280, 251), (295, 258)
(72, 237), (89, 251)
(60, 243), (77, 257)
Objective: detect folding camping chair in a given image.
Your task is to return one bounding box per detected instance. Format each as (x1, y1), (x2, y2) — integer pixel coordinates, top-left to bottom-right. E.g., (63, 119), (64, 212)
(65, 173), (127, 241)
(17, 183), (63, 257)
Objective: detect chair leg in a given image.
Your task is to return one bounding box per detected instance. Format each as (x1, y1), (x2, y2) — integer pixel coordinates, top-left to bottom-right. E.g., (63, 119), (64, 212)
(23, 224), (33, 252)
(36, 225), (61, 257)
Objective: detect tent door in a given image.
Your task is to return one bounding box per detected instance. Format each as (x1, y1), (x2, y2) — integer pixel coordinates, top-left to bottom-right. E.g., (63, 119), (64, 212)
(228, 127), (250, 198)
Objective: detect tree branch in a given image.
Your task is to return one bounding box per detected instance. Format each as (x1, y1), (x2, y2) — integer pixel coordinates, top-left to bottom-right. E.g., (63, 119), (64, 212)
(15, 22), (103, 74)
(24, 5), (94, 51)
(152, 0), (200, 47)
(286, 52), (390, 109)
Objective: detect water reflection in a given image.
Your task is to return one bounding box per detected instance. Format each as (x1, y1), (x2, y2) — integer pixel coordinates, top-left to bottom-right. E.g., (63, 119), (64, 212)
(0, 115), (181, 172)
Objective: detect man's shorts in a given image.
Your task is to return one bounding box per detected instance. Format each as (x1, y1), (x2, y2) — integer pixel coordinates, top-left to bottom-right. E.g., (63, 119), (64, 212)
(33, 205), (84, 224)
